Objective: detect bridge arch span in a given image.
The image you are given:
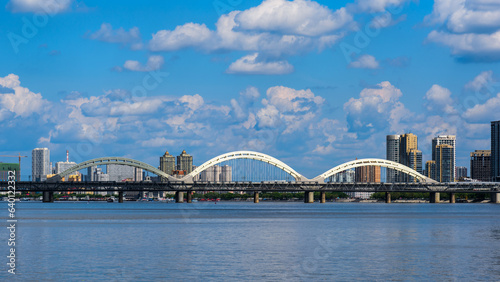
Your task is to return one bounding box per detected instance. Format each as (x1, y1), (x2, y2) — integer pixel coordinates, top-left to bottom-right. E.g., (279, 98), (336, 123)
(313, 158), (436, 183)
(187, 151), (305, 181)
(48, 157), (176, 182)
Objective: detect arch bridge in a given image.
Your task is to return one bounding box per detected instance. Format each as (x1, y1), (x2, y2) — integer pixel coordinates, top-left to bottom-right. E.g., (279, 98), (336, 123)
(51, 151), (435, 184)
(48, 157), (176, 182)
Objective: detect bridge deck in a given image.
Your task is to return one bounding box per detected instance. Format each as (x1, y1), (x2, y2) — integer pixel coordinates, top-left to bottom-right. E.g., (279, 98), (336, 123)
(1, 181), (499, 193)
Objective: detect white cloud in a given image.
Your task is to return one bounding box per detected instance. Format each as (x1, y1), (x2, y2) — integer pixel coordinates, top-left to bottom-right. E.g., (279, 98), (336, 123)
(425, 0), (500, 61)
(463, 93), (500, 122)
(465, 70), (494, 91)
(147, 0), (352, 74)
(256, 105), (281, 128)
(427, 30), (500, 61)
(348, 54), (380, 69)
(226, 53), (294, 75)
(7, 0), (72, 14)
(234, 0), (352, 36)
(266, 86), (324, 112)
(0, 73), (50, 119)
(352, 0), (408, 13)
(141, 137), (176, 147)
(88, 23), (142, 49)
(123, 55), (164, 72)
(344, 81), (406, 135)
(424, 84), (456, 114)
(179, 94), (204, 111)
(149, 23), (213, 51)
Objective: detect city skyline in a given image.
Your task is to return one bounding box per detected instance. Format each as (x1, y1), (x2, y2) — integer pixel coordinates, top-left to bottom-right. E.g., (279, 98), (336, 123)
(1, 0), (500, 178)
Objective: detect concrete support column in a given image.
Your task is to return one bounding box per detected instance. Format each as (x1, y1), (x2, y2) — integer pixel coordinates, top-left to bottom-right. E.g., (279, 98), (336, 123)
(449, 193), (455, 204)
(118, 191), (124, 203)
(175, 191), (184, 203)
(430, 192), (440, 203)
(186, 192), (192, 203)
(254, 192), (259, 203)
(42, 191), (54, 203)
(320, 191), (326, 204)
(304, 191), (314, 203)
(491, 193), (500, 204)
(385, 192), (391, 204)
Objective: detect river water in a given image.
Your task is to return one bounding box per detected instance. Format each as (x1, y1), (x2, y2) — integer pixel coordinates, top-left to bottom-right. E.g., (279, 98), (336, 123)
(2, 201), (500, 281)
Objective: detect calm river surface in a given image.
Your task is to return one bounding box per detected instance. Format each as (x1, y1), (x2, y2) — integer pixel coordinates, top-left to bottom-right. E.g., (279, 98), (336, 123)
(2, 201), (500, 281)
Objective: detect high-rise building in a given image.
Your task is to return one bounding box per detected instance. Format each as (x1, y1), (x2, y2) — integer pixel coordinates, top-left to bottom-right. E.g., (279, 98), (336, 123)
(221, 165), (232, 182)
(0, 163), (20, 181)
(87, 165), (97, 181)
(355, 166), (381, 183)
(159, 151), (175, 180)
(386, 135), (400, 183)
(436, 144), (455, 182)
(455, 166), (467, 180)
(329, 169), (355, 183)
(425, 160), (436, 180)
(107, 164), (135, 182)
(32, 148), (50, 181)
(471, 150), (491, 182)
(432, 135), (456, 180)
(492, 121), (500, 182)
(177, 150), (193, 174)
(386, 133), (422, 182)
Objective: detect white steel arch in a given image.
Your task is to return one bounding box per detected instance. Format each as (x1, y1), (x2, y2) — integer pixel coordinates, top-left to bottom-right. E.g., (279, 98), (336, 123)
(313, 158), (437, 183)
(188, 151), (305, 181)
(49, 157), (176, 182)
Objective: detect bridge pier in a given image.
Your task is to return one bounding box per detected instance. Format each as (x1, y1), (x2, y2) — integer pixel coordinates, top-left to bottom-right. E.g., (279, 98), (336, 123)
(186, 192), (192, 203)
(430, 192), (440, 203)
(175, 191), (184, 203)
(42, 191), (54, 203)
(254, 192), (259, 203)
(385, 192), (391, 204)
(449, 193), (455, 204)
(491, 193), (500, 204)
(118, 191), (124, 203)
(320, 191), (326, 203)
(304, 191), (314, 203)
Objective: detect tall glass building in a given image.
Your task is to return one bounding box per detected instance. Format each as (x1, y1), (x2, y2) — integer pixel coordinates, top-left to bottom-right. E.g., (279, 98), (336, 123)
(492, 121), (500, 182)
(432, 135), (456, 180)
(32, 148), (50, 181)
(436, 144), (455, 182)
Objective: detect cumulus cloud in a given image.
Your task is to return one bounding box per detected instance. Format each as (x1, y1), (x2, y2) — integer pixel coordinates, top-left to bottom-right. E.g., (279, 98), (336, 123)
(465, 70), (494, 91)
(0, 74), (50, 120)
(88, 23), (142, 49)
(424, 84), (456, 114)
(427, 30), (500, 61)
(344, 81), (407, 136)
(7, 0), (72, 14)
(226, 53), (294, 75)
(425, 0), (500, 62)
(234, 0), (352, 36)
(147, 0), (353, 74)
(348, 54), (379, 69)
(123, 55), (164, 72)
(352, 0), (409, 13)
(149, 23), (212, 51)
(463, 93), (500, 122)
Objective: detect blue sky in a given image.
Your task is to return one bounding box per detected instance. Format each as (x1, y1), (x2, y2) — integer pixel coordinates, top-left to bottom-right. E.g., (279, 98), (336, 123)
(1, 0), (500, 179)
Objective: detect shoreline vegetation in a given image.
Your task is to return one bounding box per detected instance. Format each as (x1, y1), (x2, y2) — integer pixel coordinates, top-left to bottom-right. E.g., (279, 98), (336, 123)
(3, 192), (495, 203)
